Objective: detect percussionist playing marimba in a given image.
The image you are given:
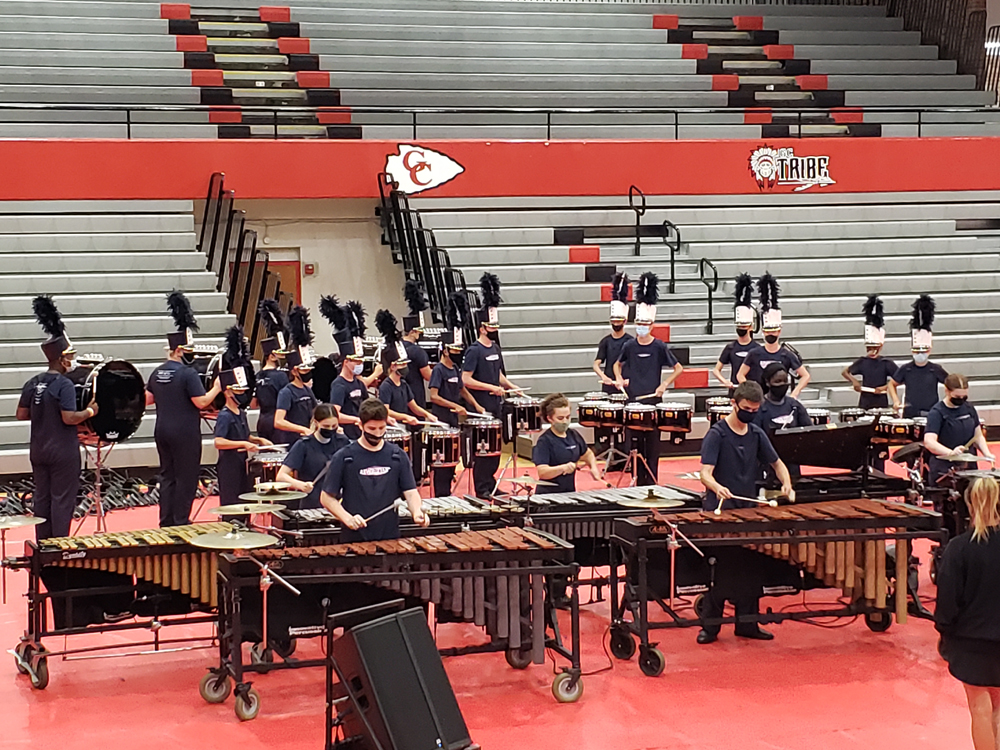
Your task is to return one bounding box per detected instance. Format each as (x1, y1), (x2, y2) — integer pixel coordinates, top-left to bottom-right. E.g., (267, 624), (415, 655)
(923, 373), (994, 486)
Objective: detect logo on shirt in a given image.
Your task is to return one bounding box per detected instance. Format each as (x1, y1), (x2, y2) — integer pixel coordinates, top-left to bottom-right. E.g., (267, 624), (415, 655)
(485, 354), (500, 362)
(350, 389), (362, 399)
(759, 359), (779, 370)
(155, 370), (175, 384)
(638, 353), (651, 359)
(33, 382), (48, 404)
(771, 414), (796, 427)
(749, 145), (835, 192)
(736, 351), (750, 359)
(385, 144), (465, 195)
(447, 377), (458, 384)
(359, 466), (391, 477)
(958, 414), (972, 420)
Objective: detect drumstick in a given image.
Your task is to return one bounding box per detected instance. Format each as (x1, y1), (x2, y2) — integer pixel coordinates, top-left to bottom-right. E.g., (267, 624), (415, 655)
(362, 499), (404, 524)
(713, 493), (779, 516)
(631, 393), (660, 402)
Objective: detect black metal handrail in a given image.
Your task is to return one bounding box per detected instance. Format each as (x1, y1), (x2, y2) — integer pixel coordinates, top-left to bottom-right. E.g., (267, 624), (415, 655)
(628, 185), (646, 257)
(661, 219), (681, 295)
(986, 25), (1000, 94)
(698, 258), (719, 335)
(887, 0), (987, 86)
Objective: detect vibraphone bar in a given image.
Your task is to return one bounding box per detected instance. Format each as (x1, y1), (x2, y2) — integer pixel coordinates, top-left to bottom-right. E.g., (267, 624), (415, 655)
(8, 522), (233, 690)
(207, 528), (582, 719)
(609, 499), (944, 676)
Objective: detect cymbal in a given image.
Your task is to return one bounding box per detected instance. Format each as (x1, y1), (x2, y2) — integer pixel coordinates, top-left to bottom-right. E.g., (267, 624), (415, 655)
(615, 490), (685, 509)
(891, 442), (924, 464)
(239, 490), (308, 504)
(944, 453), (983, 462)
(0, 515), (45, 530)
(254, 482), (291, 493)
(505, 476), (557, 487)
(955, 469), (1000, 479)
(210, 503), (284, 516)
(191, 531), (277, 550)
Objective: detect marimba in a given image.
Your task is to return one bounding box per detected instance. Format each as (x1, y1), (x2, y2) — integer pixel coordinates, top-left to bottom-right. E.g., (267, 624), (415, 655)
(609, 499), (943, 677)
(205, 527), (582, 720)
(9, 522), (232, 690)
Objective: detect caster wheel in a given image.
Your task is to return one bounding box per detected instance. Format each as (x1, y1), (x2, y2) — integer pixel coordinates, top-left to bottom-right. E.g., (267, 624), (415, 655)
(29, 657), (49, 690)
(865, 611), (893, 633)
(249, 643), (274, 665)
(551, 672), (583, 703)
(14, 643), (32, 675)
(199, 672), (233, 704)
(638, 647), (665, 677)
(693, 594), (707, 620)
(505, 647), (533, 670)
(234, 687), (261, 721)
(609, 629), (636, 661)
(273, 638), (297, 659)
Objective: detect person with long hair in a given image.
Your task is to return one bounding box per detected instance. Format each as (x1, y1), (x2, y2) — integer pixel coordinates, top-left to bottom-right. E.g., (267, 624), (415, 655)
(277, 403), (351, 510)
(936, 475), (1000, 750)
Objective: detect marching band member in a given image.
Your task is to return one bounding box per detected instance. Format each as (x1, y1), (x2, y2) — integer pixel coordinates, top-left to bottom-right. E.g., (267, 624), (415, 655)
(698, 381), (794, 645)
(213, 326), (271, 506)
(463, 273), (523, 498)
(328, 299), (370, 440)
(842, 295), (897, 411)
(924, 373), (994, 486)
(613, 272), (682, 486)
(592, 272), (632, 470)
(253, 299), (290, 443)
(273, 306), (319, 445)
(17, 296), (96, 540)
(401, 280), (434, 410)
(532, 393), (602, 493)
(376, 309), (438, 426)
(890, 294), (948, 418)
(277, 404), (350, 509)
(754, 363), (811, 433)
(738, 274), (810, 398)
(712, 273), (760, 392)
(320, 398), (428, 541)
(430, 294), (485, 497)
(147, 291), (221, 528)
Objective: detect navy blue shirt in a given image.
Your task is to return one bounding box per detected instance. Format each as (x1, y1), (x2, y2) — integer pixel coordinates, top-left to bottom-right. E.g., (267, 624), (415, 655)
(147, 360), (206, 439)
(283, 432), (351, 509)
(701, 420), (779, 511)
(892, 361), (947, 418)
(848, 356), (898, 410)
(463, 340), (505, 415)
(329, 374), (369, 440)
(378, 377), (416, 416)
(214, 407), (251, 505)
(718, 339), (762, 383)
(742, 346), (802, 388)
(531, 428), (589, 494)
(617, 338), (678, 402)
(926, 400), (980, 479)
(254, 367), (289, 439)
(429, 362), (464, 427)
(596, 332), (633, 393)
(19, 371), (79, 464)
(402, 340), (429, 409)
(274, 382), (318, 445)
(322, 440), (417, 541)
(754, 396), (812, 433)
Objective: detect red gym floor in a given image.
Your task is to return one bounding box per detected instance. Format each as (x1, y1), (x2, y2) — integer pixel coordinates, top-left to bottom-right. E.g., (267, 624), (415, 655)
(0, 453), (975, 750)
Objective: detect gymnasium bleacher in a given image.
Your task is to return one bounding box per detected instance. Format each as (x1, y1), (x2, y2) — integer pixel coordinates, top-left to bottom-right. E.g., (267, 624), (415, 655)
(0, 0), (995, 138)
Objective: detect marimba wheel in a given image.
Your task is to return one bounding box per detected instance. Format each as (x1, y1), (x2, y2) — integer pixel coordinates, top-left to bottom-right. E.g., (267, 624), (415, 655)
(234, 686), (261, 721)
(249, 642), (274, 665)
(610, 629), (637, 661)
(273, 638), (297, 659)
(638, 647), (666, 677)
(14, 642), (31, 675)
(505, 647), (533, 670)
(551, 672), (584, 703)
(864, 611), (893, 633)
(29, 656), (49, 690)
(199, 672), (232, 704)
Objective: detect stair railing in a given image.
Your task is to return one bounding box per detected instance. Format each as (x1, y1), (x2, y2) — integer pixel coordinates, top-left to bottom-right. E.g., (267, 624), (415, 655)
(699, 258), (719, 335)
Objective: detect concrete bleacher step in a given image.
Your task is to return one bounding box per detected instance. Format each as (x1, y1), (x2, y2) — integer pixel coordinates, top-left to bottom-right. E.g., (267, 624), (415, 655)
(340, 89), (728, 107)
(2, 313), (234, 341)
(327, 72), (716, 91)
(0, 271), (217, 295)
(0, 291), (228, 318)
(3, 337), (224, 367)
(0, 232), (196, 252)
(316, 54), (698, 75)
(298, 22), (667, 44)
(0, 31), (179, 52)
(308, 38), (685, 58)
(0, 213), (193, 233)
(0, 252), (208, 274)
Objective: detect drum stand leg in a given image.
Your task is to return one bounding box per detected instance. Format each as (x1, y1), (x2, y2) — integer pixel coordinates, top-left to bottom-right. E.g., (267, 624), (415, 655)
(492, 424), (525, 499)
(615, 447), (655, 489)
(74, 440), (112, 535)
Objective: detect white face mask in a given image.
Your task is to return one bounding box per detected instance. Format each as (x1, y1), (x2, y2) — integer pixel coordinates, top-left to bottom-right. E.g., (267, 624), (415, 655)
(913, 352), (929, 365)
(352, 363), (364, 375)
(635, 325), (651, 337)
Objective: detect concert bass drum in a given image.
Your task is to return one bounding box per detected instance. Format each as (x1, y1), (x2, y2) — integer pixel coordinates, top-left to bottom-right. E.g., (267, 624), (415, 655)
(75, 359), (146, 443)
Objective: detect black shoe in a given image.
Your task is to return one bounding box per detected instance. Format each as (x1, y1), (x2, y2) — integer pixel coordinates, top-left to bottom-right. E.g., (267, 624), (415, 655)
(696, 629), (718, 645)
(735, 627), (774, 641)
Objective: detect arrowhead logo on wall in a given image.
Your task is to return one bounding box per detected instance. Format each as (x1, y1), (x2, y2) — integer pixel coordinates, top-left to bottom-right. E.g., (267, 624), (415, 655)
(385, 144), (465, 195)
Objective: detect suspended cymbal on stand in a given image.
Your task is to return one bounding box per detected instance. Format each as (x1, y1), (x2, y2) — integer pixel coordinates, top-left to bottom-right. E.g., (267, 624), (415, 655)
(238, 489), (308, 504)
(191, 530), (277, 550)
(0, 515), (45, 530)
(505, 476), (558, 488)
(210, 503), (285, 516)
(614, 489), (685, 509)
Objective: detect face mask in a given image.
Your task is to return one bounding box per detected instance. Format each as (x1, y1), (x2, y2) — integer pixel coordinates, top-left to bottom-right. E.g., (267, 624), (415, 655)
(362, 430), (382, 447)
(299, 370), (313, 383)
(764, 334), (779, 345)
(487, 330), (500, 343)
(737, 408), (757, 424)
(635, 325), (651, 338)
(396, 365), (409, 378)
(234, 390), (252, 408)
(736, 328), (750, 338)
(181, 352), (196, 366)
(352, 363), (364, 375)
(950, 395), (968, 406)
(612, 323), (625, 333)
(450, 351), (464, 367)
(913, 352), (929, 365)
(550, 421), (569, 435)
(768, 383), (789, 400)
(318, 426), (336, 439)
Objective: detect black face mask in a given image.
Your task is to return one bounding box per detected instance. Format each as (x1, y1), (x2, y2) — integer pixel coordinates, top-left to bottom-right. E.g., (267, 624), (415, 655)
(737, 408), (757, 424)
(362, 430), (382, 447)
(449, 351), (464, 367)
(950, 395), (968, 406)
(736, 328), (750, 338)
(299, 370), (313, 383)
(234, 390), (253, 409)
(487, 330), (500, 343)
(768, 383), (789, 400)
(764, 334), (779, 345)
(318, 427), (336, 439)
(396, 365), (409, 378)
(612, 323), (625, 333)
(181, 352), (196, 366)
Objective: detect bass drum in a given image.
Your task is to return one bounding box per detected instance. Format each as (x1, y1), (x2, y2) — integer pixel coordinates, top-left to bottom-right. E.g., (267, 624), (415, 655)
(77, 360), (146, 442)
(200, 351), (256, 412)
(310, 355), (338, 403)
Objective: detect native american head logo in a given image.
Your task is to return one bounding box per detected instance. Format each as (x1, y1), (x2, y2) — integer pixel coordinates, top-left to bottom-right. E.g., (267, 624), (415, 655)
(385, 145), (465, 195)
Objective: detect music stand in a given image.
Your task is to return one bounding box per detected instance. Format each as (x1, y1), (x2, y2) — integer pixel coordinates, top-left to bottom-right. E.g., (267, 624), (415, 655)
(75, 435), (115, 535)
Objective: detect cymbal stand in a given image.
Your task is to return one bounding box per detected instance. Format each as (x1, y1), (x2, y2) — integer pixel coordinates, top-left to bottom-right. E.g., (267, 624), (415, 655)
(245, 555), (302, 659)
(595, 424), (631, 480)
(615, 432), (657, 488)
(662, 519), (705, 610)
(75, 438), (115, 535)
(493, 413), (537, 499)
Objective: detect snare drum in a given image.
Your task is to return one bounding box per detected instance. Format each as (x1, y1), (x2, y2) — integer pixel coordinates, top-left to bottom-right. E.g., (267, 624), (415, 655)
(423, 426), (461, 468)
(807, 408), (831, 426)
(706, 396), (731, 411)
(656, 402), (692, 433)
(708, 405), (730, 425)
(461, 415), (503, 465)
(504, 396), (542, 434)
(384, 425), (412, 456)
(838, 408), (867, 423)
(598, 402), (625, 429)
(584, 391), (608, 402)
(577, 400), (606, 428)
(606, 392), (628, 405)
(912, 417), (927, 442)
(625, 403), (657, 432)
(878, 418), (917, 445)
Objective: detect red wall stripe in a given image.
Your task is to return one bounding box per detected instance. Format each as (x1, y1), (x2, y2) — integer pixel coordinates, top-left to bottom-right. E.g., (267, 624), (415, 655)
(259, 6), (290, 22)
(651, 324), (671, 342)
(568, 245), (600, 263)
(681, 44), (709, 60)
(278, 37), (309, 54)
(675, 369), (709, 389)
(175, 35), (207, 52)
(160, 3), (190, 19)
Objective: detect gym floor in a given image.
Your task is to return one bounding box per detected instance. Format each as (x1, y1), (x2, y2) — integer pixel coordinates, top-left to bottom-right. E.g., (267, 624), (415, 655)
(0, 453), (975, 750)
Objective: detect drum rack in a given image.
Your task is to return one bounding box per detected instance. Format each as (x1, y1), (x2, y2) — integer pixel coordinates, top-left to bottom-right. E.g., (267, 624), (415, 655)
(75, 436), (116, 534)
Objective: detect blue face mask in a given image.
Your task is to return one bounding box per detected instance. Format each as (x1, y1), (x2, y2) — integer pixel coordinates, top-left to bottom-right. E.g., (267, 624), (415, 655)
(635, 325), (651, 338)
(352, 363), (364, 375)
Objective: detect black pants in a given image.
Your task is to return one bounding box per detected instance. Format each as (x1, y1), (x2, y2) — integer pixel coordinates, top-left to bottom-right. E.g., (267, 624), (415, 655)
(626, 428), (660, 486)
(31, 454), (80, 540)
(472, 455), (500, 498)
(594, 426), (627, 472)
(155, 431), (202, 527)
(432, 466), (455, 498)
(701, 589), (762, 637)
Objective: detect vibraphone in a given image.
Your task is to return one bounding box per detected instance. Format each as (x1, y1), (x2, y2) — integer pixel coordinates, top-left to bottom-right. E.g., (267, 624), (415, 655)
(205, 527), (582, 719)
(609, 499), (943, 676)
(8, 522), (232, 690)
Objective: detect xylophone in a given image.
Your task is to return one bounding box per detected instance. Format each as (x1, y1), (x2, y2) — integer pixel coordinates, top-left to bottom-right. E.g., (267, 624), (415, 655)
(609, 499), (943, 676)
(206, 527), (582, 719)
(9, 522), (233, 690)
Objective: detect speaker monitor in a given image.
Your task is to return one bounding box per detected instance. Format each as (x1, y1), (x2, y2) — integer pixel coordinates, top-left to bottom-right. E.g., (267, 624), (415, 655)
(332, 608), (473, 750)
